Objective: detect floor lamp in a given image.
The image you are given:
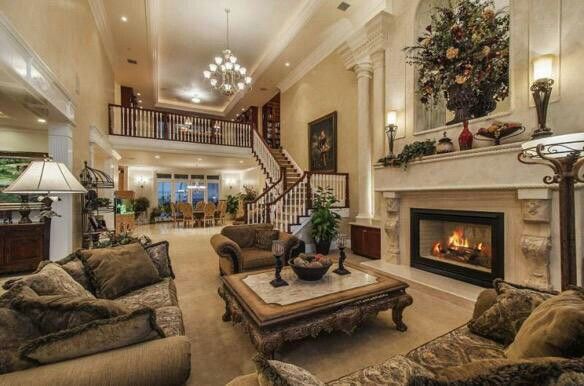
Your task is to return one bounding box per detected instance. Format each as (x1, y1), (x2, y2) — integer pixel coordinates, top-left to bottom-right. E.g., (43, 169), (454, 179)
(518, 133), (584, 290)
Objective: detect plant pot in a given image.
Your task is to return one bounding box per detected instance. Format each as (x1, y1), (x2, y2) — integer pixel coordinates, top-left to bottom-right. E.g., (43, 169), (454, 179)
(315, 239), (332, 255)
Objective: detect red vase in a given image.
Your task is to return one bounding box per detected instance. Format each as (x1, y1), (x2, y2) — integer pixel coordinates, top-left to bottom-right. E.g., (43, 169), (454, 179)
(458, 120), (473, 151)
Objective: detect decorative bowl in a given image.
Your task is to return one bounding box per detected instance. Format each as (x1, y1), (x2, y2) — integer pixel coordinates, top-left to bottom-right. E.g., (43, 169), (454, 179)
(288, 254), (332, 281)
(475, 122), (525, 145)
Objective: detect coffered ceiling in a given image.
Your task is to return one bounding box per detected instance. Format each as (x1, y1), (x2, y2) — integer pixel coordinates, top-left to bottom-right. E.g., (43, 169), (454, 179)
(91, 0), (390, 117)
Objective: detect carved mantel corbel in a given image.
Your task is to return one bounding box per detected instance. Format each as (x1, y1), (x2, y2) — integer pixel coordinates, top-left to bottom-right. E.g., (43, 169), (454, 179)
(518, 189), (552, 289)
(383, 192), (400, 263)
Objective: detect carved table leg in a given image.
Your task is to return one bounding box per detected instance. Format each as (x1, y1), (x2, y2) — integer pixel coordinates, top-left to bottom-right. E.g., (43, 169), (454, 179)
(222, 303), (232, 322)
(392, 293), (413, 332)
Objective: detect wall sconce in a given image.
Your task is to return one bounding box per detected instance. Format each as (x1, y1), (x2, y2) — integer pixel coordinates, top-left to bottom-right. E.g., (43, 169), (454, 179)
(385, 111), (398, 159)
(136, 176), (148, 188)
(224, 178), (236, 189)
(530, 55), (555, 139)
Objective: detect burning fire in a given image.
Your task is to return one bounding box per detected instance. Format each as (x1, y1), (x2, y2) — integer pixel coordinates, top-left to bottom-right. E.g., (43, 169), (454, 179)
(432, 228), (485, 257)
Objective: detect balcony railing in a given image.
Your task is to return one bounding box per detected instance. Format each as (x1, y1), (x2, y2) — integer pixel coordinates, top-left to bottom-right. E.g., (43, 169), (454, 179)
(108, 104), (252, 147)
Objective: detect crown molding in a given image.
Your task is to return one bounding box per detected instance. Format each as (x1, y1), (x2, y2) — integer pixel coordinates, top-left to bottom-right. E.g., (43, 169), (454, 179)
(88, 0), (117, 69)
(0, 12), (75, 123)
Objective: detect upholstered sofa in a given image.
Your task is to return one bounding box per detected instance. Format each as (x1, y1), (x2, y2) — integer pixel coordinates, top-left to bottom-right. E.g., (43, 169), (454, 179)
(0, 241), (191, 386)
(211, 224), (304, 275)
(227, 283), (584, 385)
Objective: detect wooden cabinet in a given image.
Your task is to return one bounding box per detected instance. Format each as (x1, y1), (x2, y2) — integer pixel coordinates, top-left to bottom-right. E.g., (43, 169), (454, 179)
(0, 222), (50, 274)
(351, 224), (381, 259)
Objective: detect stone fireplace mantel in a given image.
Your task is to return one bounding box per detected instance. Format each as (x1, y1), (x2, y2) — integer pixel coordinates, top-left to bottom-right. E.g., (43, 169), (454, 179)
(372, 143), (583, 291)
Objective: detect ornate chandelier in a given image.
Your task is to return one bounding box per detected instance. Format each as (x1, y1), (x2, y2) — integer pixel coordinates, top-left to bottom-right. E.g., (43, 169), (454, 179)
(203, 9), (251, 96)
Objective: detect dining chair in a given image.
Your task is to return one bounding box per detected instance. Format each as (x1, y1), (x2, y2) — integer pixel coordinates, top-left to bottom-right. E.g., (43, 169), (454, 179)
(215, 201), (226, 225)
(180, 203), (194, 228)
(170, 202), (183, 227)
(202, 202), (216, 227)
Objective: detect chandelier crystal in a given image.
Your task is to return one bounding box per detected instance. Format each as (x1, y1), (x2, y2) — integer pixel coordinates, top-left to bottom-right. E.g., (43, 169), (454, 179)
(203, 9), (251, 96)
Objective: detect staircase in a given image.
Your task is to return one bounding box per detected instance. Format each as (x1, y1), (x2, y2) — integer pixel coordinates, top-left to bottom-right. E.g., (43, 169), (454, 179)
(247, 129), (349, 234)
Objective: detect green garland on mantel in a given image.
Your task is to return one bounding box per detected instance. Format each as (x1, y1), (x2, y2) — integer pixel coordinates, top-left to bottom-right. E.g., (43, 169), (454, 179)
(378, 139), (436, 169)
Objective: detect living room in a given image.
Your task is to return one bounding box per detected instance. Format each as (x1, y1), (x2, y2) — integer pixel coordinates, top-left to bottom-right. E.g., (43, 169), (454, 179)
(0, 0), (583, 385)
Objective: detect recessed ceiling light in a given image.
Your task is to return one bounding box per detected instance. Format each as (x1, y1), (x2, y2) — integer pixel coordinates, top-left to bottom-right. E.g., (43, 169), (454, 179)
(154, 155), (160, 159)
(121, 16), (128, 22)
(241, 107), (245, 111)
(136, 92), (141, 96)
(239, 160), (244, 164)
(197, 158), (203, 161)
(138, 99), (142, 103)
(192, 97), (201, 103)
(37, 118), (46, 123)
(285, 62), (290, 67)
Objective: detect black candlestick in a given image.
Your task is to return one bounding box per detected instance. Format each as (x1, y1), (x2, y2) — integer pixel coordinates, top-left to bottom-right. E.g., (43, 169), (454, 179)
(270, 254), (288, 287)
(333, 247), (351, 275)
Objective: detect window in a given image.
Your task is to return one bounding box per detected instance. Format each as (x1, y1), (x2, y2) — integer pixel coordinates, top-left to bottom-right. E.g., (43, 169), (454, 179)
(207, 175), (220, 204)
(174, 180), (188, 203)
(157, 180), (172, 208)
(190, 175), (205, 207)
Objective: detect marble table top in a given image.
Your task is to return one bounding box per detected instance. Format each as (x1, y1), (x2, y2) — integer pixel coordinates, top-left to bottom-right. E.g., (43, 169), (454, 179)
(242, 268), (379, 306)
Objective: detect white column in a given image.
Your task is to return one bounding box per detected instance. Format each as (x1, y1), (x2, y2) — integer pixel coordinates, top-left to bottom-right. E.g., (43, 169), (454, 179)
(88, 142), (95, 168)
(48, 123), (75, 260)
(354, 62), (373, 220)
(371, 50), (386, 161)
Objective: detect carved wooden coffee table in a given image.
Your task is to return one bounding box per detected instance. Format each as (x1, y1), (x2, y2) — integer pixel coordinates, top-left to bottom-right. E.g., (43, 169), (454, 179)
(218, 261), (413, 357)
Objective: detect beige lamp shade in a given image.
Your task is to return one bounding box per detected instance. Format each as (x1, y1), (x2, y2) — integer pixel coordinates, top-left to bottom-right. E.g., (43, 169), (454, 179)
(2, 160), (87, 195)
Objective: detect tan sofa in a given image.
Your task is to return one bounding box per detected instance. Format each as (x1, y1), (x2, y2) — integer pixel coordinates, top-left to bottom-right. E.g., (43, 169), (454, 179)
(211, 224), (304, 275)
(227, 286), (584, 385)
(0, 241), (191, 386)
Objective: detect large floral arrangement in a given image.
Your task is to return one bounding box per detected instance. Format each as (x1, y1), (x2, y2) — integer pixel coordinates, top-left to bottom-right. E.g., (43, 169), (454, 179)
(405, 0), (509, 118)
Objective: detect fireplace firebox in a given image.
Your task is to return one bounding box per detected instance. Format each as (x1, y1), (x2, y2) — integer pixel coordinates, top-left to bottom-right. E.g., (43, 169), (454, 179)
(411, 208), (504, 287)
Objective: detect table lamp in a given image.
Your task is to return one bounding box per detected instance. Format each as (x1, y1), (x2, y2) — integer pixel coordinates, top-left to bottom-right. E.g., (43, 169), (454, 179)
(3, 158), (87, 219)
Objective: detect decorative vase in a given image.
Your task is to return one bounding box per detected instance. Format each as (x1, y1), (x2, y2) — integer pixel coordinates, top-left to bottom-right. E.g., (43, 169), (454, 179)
(436, 131), (455, 154)
(458, 120), (473, 151)
(446, 84), (476, 125)
(315, 239), (332, 255)
(470, 88), (497, 119)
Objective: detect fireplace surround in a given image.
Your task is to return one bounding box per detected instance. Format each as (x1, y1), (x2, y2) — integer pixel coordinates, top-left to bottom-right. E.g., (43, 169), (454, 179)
(411, 208), (505, 287)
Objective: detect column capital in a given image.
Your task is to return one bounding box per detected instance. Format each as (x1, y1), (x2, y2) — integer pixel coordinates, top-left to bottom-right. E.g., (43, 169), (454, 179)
(354, 62), (373, 79)
(370, 50), (385, 70)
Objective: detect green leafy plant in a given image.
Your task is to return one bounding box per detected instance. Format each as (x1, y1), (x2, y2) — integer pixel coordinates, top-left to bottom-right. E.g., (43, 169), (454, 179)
(378, 139), (436, 169)
(226, 194), (240, 216)
(132, 197), (150, 219)
(96, 197), (111, 208)
(310, 187), (341, 244)
(149, 207), (162, 223)
(241, 185), (258, 201)
(404, 0), (509, 112)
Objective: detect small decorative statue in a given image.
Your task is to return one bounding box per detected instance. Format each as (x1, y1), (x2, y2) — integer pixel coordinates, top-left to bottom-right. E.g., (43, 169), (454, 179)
(333, 233), (350, 275)
(270, 240), (288, 287)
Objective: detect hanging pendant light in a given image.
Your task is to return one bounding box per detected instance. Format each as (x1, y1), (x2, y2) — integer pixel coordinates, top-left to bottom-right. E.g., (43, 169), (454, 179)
(203, 9), (252, 96)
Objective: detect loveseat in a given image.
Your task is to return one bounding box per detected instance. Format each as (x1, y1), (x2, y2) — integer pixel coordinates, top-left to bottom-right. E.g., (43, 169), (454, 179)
(0, 241), (191, 386)
(211, 224), (304, 275)
(227, 280), (584, 385)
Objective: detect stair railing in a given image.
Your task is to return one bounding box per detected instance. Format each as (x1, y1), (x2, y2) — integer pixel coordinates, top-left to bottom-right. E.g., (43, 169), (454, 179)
(269, 173), (309, 233)
(251, 129), (281, 183)
(245, 166), (285, 225)
(307, 172), (350, 208)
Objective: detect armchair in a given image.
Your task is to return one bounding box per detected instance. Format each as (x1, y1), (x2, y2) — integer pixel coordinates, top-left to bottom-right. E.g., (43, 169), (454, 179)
(210, 224), (305, 275)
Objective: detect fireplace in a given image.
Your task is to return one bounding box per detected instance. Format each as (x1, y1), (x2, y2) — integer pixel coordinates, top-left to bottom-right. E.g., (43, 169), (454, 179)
(411, 208), (504, 287)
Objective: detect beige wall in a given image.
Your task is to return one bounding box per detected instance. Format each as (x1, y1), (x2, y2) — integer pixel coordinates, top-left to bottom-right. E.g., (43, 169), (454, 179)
(0, 0), (115, 249)
(0, 127), (48, 153)
(281, 52), (359, 217)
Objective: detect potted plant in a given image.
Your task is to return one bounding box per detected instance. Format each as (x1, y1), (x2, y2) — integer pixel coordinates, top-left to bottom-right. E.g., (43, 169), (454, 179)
(240, 185), (258, 202)
(133, 197), (150, 223)
(310, 187), (341, 255)
(226, 194), (240, 219)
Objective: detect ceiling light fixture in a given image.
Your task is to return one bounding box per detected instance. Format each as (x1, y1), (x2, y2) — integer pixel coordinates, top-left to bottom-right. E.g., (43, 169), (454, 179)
(285, 62), (290, 67)
(203, 9), (252, 96)
(121, 16), (128, 22)
(136, 92), (141, 96)
(192, 97), (201, 103)
(37, 118), (46, 123)
(154, 155), (160, 159)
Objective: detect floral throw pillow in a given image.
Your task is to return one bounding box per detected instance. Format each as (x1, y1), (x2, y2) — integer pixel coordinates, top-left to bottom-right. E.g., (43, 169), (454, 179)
(468, 280), (556, 345)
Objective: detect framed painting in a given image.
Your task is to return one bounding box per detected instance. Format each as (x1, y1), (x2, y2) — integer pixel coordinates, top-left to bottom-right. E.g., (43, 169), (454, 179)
(0, 151), (48, 205)
(308, 111), (337, 173)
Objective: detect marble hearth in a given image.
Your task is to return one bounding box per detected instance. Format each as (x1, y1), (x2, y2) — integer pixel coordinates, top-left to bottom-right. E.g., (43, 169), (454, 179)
(373, 143), (584, 291)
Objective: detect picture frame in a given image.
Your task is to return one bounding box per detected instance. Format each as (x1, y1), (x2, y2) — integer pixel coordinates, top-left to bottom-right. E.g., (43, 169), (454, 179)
(0, 151), (48, 207)
(308, 111), (337, 173)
